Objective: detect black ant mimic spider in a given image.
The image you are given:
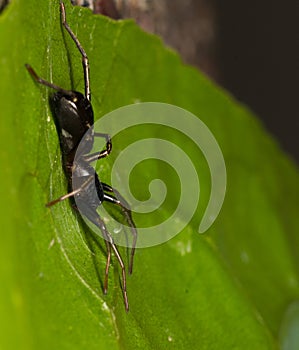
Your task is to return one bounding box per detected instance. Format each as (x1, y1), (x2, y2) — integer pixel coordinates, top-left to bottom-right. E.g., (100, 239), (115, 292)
(25, 1), (137, 312)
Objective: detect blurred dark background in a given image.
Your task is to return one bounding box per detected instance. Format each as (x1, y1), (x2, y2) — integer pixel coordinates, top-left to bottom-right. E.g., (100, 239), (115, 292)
(216, 0), (299, 164)
(91, 0), (299, 164)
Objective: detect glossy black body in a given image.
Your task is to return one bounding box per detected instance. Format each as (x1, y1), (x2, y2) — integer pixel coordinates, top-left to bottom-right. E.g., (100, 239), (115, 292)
(50, 91), (99, 197)
(52, 91), (94, 157)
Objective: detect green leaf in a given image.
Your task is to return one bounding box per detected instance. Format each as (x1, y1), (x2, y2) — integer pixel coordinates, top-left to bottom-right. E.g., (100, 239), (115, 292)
(0, 0), (298, 349)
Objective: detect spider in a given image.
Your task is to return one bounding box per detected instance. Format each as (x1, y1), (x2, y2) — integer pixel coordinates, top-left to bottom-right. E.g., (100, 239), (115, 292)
(25, 1), (137, 312)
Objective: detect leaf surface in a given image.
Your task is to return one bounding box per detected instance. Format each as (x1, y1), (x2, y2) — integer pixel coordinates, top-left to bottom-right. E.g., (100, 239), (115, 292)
(0, 1), (298, 349)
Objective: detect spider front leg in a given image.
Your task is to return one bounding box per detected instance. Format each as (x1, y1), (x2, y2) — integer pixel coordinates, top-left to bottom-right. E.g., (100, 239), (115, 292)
(60, 1), (91, 101)
(102, 183), (137, 275)
(83, 132), (112, 163)
(25, 64), (74, 97)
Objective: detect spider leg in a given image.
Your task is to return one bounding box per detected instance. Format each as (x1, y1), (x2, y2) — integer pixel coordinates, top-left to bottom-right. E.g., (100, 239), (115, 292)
(71, 203), (111, 294)
(83, 133), (112, 163)
(102, 183), (137, 275)
(25, 64), (73, 96)
(46, 175), (94, 207)
(79, 200), (129, 311)
(60, 1), (91, 101)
